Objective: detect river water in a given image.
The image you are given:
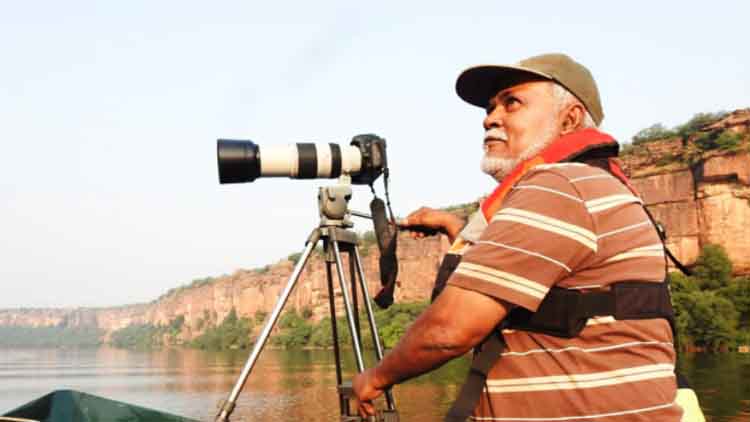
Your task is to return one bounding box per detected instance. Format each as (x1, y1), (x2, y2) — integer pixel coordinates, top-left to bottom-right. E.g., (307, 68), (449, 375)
(0, 347), (747, 421)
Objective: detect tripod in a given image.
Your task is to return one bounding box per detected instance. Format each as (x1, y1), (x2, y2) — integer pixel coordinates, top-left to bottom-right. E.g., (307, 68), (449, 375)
(215, 178), (399, 422)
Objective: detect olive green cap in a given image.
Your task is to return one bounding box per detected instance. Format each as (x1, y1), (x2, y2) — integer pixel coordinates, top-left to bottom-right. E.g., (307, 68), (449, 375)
(456, 53), (604, 125)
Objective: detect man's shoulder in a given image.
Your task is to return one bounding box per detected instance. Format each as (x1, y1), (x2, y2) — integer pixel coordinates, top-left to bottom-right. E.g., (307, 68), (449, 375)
(514, 162), (627, 199)
(524, 162), (613, 183)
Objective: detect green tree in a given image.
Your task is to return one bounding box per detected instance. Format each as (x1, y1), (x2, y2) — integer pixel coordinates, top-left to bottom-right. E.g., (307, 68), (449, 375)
(719, 277), (750, 329)
(254, 310), (268, 324)
(190, 308), (253, 350)
(675, 111), (728, 138)
(272, 309), (314, 348)
(632, 123), (677, 144)
(669, 245), (745, 351)
(668, 271), (698, 293)
(310, 317), (335, 347)
(301, 307), (314, 319)
(685, 292), (738, 351)
(715, 130), (744, 151)
(692, 244), (733, 290)
(110, 323), (163, 349)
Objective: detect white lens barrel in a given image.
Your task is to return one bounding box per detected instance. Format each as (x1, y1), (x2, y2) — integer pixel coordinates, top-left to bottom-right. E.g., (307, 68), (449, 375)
(257, 143), (362, 179)
(259, 145), (299, 177)
(339, 145), (363, 176)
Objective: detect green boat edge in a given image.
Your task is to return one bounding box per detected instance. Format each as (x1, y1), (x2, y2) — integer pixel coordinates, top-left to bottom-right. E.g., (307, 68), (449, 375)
(2, 390), (199, 422)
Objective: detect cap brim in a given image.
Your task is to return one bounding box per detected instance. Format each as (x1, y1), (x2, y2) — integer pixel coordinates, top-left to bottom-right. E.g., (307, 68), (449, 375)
(456, 65), (553, 108)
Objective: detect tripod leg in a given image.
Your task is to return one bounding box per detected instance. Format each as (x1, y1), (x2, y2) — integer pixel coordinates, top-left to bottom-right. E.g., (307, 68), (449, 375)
(330, 237), (367, 372)
(325, 258), (347, 416)
(352, 245), (397, 411)
(349, 255), (361, 349)
(215, 230), (321, 422)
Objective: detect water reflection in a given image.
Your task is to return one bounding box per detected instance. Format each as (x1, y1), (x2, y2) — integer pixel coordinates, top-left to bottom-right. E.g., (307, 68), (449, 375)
(678, 352), (750, 421)
(0, 348), (747, 421)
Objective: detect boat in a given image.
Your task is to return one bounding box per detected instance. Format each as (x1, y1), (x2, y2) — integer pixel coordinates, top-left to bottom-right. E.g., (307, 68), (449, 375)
(1, 390), (198, 422)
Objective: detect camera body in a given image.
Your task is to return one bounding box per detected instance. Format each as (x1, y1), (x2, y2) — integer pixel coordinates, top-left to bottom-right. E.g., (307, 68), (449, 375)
(217, 134), (387, 186)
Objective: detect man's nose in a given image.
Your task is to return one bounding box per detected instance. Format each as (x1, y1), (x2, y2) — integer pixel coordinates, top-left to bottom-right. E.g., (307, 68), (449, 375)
(483, 107), (504, 130)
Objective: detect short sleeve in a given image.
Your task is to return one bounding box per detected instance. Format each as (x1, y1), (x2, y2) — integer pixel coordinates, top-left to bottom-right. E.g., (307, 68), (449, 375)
(447, 169), (596, 311)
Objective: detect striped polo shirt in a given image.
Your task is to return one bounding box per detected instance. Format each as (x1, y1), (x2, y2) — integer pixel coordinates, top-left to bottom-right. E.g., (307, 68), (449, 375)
(447, 162), (682, 421)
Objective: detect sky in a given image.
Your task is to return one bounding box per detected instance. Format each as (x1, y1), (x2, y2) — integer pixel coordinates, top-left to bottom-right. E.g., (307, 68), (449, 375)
(1, 1), (748, 309)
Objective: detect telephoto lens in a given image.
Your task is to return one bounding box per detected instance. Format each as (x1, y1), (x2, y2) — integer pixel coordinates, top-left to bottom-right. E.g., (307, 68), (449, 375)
(217, 140), (364, 184)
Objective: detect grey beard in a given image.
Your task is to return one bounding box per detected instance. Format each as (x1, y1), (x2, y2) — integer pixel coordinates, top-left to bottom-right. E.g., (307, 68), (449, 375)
(480, 156), (517, 182)
(480, 134), (557, 182)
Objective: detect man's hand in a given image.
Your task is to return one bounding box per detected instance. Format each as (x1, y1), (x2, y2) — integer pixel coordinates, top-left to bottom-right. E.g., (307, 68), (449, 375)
(399, 207), (465, 243)
(352, 367), (385, 418)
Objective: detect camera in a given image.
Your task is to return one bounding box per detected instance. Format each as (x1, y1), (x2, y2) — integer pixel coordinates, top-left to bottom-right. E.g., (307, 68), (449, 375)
(217, 134), (387, 186)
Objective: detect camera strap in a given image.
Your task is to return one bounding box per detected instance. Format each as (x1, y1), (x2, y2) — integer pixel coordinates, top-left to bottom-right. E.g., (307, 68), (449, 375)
(371, 197), (399, 309)
(370, 154), (399, 309)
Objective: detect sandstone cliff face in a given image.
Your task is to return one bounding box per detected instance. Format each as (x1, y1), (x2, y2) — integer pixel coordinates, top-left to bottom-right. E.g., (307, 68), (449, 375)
(2, 109), (749, 341)
(622, 109), (750, 273)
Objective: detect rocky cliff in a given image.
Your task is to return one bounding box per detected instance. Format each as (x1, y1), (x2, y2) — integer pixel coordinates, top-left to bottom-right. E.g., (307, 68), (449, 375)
(620, 109), (750, 274)
(2, 109), (749, 342)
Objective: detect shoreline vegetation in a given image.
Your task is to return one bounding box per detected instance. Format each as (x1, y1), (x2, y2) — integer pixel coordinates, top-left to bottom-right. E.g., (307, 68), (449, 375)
(1, 245), (748, 353)
(110, 301), (431, 352)
(97, 244), (750, 353)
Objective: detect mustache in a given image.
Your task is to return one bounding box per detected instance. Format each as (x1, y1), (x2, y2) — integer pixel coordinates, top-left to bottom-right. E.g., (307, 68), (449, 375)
(484, 127), (508, 141)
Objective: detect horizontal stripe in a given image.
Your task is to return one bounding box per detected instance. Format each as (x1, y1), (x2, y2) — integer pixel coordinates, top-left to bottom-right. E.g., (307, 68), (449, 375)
(533, 163), (586, 170)
(569, 173), (615, 183)
(486, 363), (674, 393)
(603, 244), (665, 264)
(503, 315), (616, 332)
(567, 284), (602, 290)
(598, 220), (651, 239)
(493, 208), (597, 251)
(469, 400), (678, 421)
(511, 185), (582, 202)
(455, 267), (546, 299)
(456, 262), (549, 299)
(475, 240), (572, 272)
(585, 316), (617, 325)
(500, 340), (674, 357)
(585, 194), (643, 213)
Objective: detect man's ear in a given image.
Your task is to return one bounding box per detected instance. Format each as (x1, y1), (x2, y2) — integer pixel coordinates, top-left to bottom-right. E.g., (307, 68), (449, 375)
(560, 103), (586, 134)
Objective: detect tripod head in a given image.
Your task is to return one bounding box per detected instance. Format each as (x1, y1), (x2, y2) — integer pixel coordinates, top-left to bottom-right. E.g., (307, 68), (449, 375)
(319, 176), (354, 228)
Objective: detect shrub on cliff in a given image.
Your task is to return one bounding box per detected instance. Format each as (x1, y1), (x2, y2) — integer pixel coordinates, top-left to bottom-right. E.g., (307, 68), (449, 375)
(632, 123), (677, 144)
(694, 129), (746, 152)
(626, 110), (732, 156)
(287, 252), (303, 264)
(675, 111), (728, 139)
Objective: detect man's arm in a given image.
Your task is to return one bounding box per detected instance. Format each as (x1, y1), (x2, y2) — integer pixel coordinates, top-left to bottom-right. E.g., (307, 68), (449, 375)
(398, 207), (466, 243)
(352, 285), (509, 416)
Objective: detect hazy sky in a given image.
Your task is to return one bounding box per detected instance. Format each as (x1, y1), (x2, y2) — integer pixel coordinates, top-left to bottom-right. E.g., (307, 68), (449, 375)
(1, 1), (748, 308)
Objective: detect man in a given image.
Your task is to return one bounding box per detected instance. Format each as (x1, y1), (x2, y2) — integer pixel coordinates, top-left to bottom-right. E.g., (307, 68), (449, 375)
(352, 53), (690, 421)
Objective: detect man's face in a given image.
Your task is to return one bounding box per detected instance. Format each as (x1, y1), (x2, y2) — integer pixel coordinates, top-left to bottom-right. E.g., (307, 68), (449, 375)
(481, 80), (562, 180)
